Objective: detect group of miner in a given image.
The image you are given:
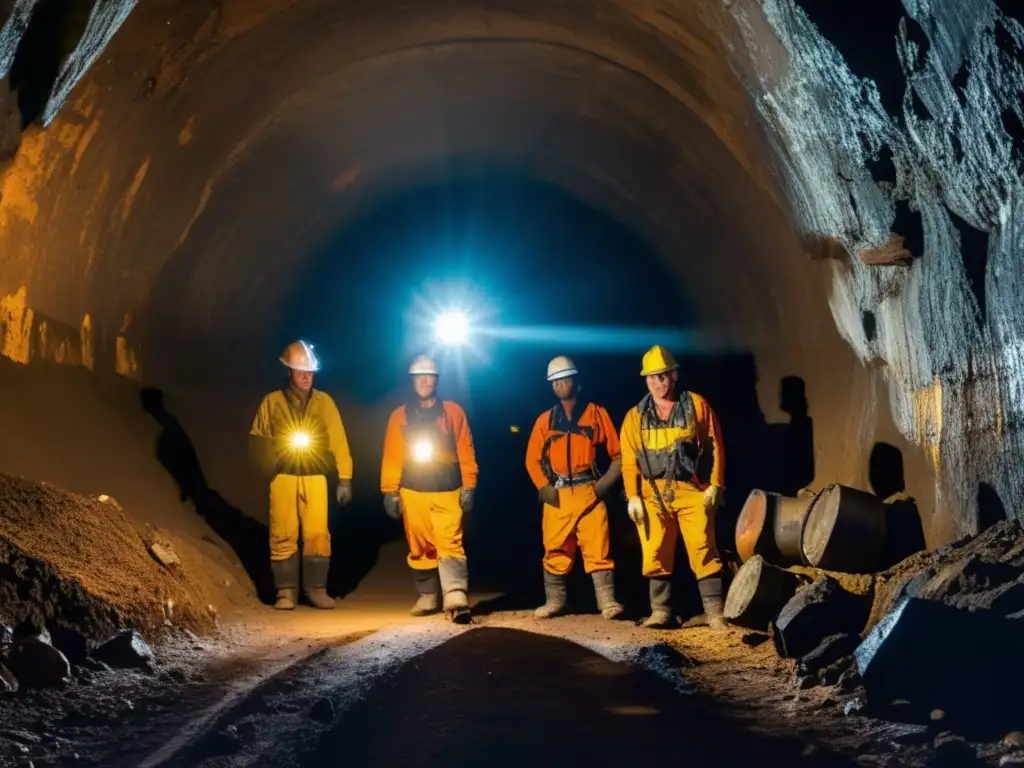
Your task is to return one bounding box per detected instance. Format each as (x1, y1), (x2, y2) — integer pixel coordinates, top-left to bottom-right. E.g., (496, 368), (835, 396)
(248, 341), (728, 630)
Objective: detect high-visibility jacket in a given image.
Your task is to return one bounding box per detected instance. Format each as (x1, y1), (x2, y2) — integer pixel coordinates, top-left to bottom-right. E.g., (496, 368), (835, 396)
(249, 388), (353, 479)
(620, 391), (724, 495)
(381, 399), (478, 494)
(525, 399), (621, 489)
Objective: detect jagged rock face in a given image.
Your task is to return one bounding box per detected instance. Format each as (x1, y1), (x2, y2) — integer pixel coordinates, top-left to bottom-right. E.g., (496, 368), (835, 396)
(720, 0), (1024, 537)
(0, 0), (1019, 544)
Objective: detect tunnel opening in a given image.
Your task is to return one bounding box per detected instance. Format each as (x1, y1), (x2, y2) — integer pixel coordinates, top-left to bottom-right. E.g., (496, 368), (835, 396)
(267, 169), (782, 616)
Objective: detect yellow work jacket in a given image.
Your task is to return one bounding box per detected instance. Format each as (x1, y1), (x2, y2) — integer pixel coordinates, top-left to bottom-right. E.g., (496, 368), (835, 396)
(250, 388), (353, 479)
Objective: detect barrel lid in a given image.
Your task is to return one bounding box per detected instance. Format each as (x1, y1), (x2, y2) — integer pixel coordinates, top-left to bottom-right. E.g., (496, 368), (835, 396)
(735, 490), (770, 563)
(724, 554), (763, 619)
(801, 485), (840, 567)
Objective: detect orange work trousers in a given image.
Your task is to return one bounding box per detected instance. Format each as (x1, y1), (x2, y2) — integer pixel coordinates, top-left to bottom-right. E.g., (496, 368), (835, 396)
(400, 488), (465, 570)
(541, 484), (614, 576)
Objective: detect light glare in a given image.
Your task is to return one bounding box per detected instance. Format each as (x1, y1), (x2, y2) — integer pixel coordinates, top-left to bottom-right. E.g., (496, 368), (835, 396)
(413, 439), (435, 462)
(435, 311), (470, 347)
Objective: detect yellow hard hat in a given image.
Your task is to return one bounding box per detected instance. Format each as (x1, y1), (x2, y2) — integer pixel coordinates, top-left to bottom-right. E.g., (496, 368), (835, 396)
(546, 355), (578, 381)
(640, 345), (678, 377)
(408, 355), (439, 376)
(280, 340), (319, 372)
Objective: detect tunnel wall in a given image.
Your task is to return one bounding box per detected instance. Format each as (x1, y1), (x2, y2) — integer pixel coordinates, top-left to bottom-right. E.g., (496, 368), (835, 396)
(715, 0), (1024, 537)
(0, 0), (993, 552)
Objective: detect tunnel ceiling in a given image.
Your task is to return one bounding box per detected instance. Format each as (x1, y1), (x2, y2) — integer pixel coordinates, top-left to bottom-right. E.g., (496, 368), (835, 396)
(0, 0), (1022, 541)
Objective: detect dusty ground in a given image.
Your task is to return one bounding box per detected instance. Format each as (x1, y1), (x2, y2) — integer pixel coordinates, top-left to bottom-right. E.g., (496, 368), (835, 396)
(1, 595), (1018, 767)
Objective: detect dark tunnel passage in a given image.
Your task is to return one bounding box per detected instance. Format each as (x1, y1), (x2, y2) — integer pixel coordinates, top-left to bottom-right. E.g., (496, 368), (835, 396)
(0, 0), (1020, 618)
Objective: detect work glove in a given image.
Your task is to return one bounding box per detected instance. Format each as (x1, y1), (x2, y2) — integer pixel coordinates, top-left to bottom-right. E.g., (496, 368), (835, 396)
(459, 488), (475, 513)
(703, 485), (723, 512)
(383, 492), (402, 520)
(627, 496), (645, 526)
(538, 485), (559, 508)
(336, 480), (353, 507)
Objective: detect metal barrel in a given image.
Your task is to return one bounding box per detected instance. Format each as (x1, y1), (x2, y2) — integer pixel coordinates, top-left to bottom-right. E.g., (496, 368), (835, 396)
(774, 494), (813, 563)
(735, 489), (772, 563)
(736, 489), (813, 566)
(801, 484), (887, 573)
(723, 555), (803, 631)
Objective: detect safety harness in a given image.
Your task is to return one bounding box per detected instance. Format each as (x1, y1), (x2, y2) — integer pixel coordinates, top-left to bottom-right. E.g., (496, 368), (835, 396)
(636, 392), (700, 506)
(540, 399), (600, 488)
(401, 399), (461, 493)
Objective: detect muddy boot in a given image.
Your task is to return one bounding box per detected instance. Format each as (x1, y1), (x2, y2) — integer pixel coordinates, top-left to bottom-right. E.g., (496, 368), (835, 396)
(271, 555), (299, 611)
(534, 570), (568, 619)
(641, 577), (676, 628)
(410, 568), (441, 616)
(439, 557), (471, 624)
(302, 556), (335, 609)
(592, 570), (625, 620)
(699, 574), (727, 631)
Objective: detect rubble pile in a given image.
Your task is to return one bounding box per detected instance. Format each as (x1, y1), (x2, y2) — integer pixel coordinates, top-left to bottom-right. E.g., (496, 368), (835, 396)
(727, 490), (1024, 744)
(0, 473), (218, 681)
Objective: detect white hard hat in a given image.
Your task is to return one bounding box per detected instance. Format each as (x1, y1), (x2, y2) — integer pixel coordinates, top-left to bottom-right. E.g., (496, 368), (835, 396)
(280, 340), (319, 372)
(546, 355), (578, 381)
(408, 355), (439, 376)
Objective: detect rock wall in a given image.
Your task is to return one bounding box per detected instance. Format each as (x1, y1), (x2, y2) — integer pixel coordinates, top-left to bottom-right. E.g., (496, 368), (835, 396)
(717, 0), (1024, 536)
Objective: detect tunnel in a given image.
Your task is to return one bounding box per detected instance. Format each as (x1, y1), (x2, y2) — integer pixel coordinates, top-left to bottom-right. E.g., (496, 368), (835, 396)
(0, 0), (1022, 764)
(3, 0), (1020, 560)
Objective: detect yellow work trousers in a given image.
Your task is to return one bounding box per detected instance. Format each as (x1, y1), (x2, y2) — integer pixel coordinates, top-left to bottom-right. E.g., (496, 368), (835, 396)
(635, 480), (722, 580)
(401, 489), (465, 570)
(542, 484), (613, 576)
(269, 474), (330, 560)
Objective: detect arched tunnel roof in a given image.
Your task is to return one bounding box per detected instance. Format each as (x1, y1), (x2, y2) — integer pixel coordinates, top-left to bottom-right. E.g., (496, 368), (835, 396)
(1, 0), (824, 362)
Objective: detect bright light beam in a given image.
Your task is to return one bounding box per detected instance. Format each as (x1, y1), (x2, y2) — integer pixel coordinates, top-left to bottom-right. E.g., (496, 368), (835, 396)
(434, 311), (471, 347)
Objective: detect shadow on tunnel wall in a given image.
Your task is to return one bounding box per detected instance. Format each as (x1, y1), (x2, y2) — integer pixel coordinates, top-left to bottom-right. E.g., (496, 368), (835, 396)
(869, 441), (926, 568)
(139, 386), (395, 604)
(139, 387), (275, 604)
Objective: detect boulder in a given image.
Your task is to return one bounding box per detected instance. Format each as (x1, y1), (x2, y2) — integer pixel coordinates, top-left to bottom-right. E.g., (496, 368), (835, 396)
(855, 596), (1024, 738)
(795, 633), (860, 676)
(7, 637), (71, 688)
(93, 630), (155, 670)
(772, 577), (871, 658)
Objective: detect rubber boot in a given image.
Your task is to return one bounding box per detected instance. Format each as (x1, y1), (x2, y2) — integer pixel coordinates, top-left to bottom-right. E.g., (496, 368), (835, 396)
(410, 568), (441, 616)
(271, 555), (299, 611)
(439, 557), (471, 624)
(534, 570), (568, 619)
(698, 574), (728, 631)
(302, 556), (336, 609)
(592, 570), (625, 620)
(641, 577), (676, 628)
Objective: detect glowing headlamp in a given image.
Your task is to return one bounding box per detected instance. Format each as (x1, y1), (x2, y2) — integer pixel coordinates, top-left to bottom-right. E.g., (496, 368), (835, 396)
(289, 430), (312, 451)
(434, 310), (470, 347)
(412, 438), (435, 463)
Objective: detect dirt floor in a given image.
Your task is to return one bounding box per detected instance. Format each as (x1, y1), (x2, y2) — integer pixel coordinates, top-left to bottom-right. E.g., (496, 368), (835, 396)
(1, 590), (1019, 767)
(0, 459), (1021, 767)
